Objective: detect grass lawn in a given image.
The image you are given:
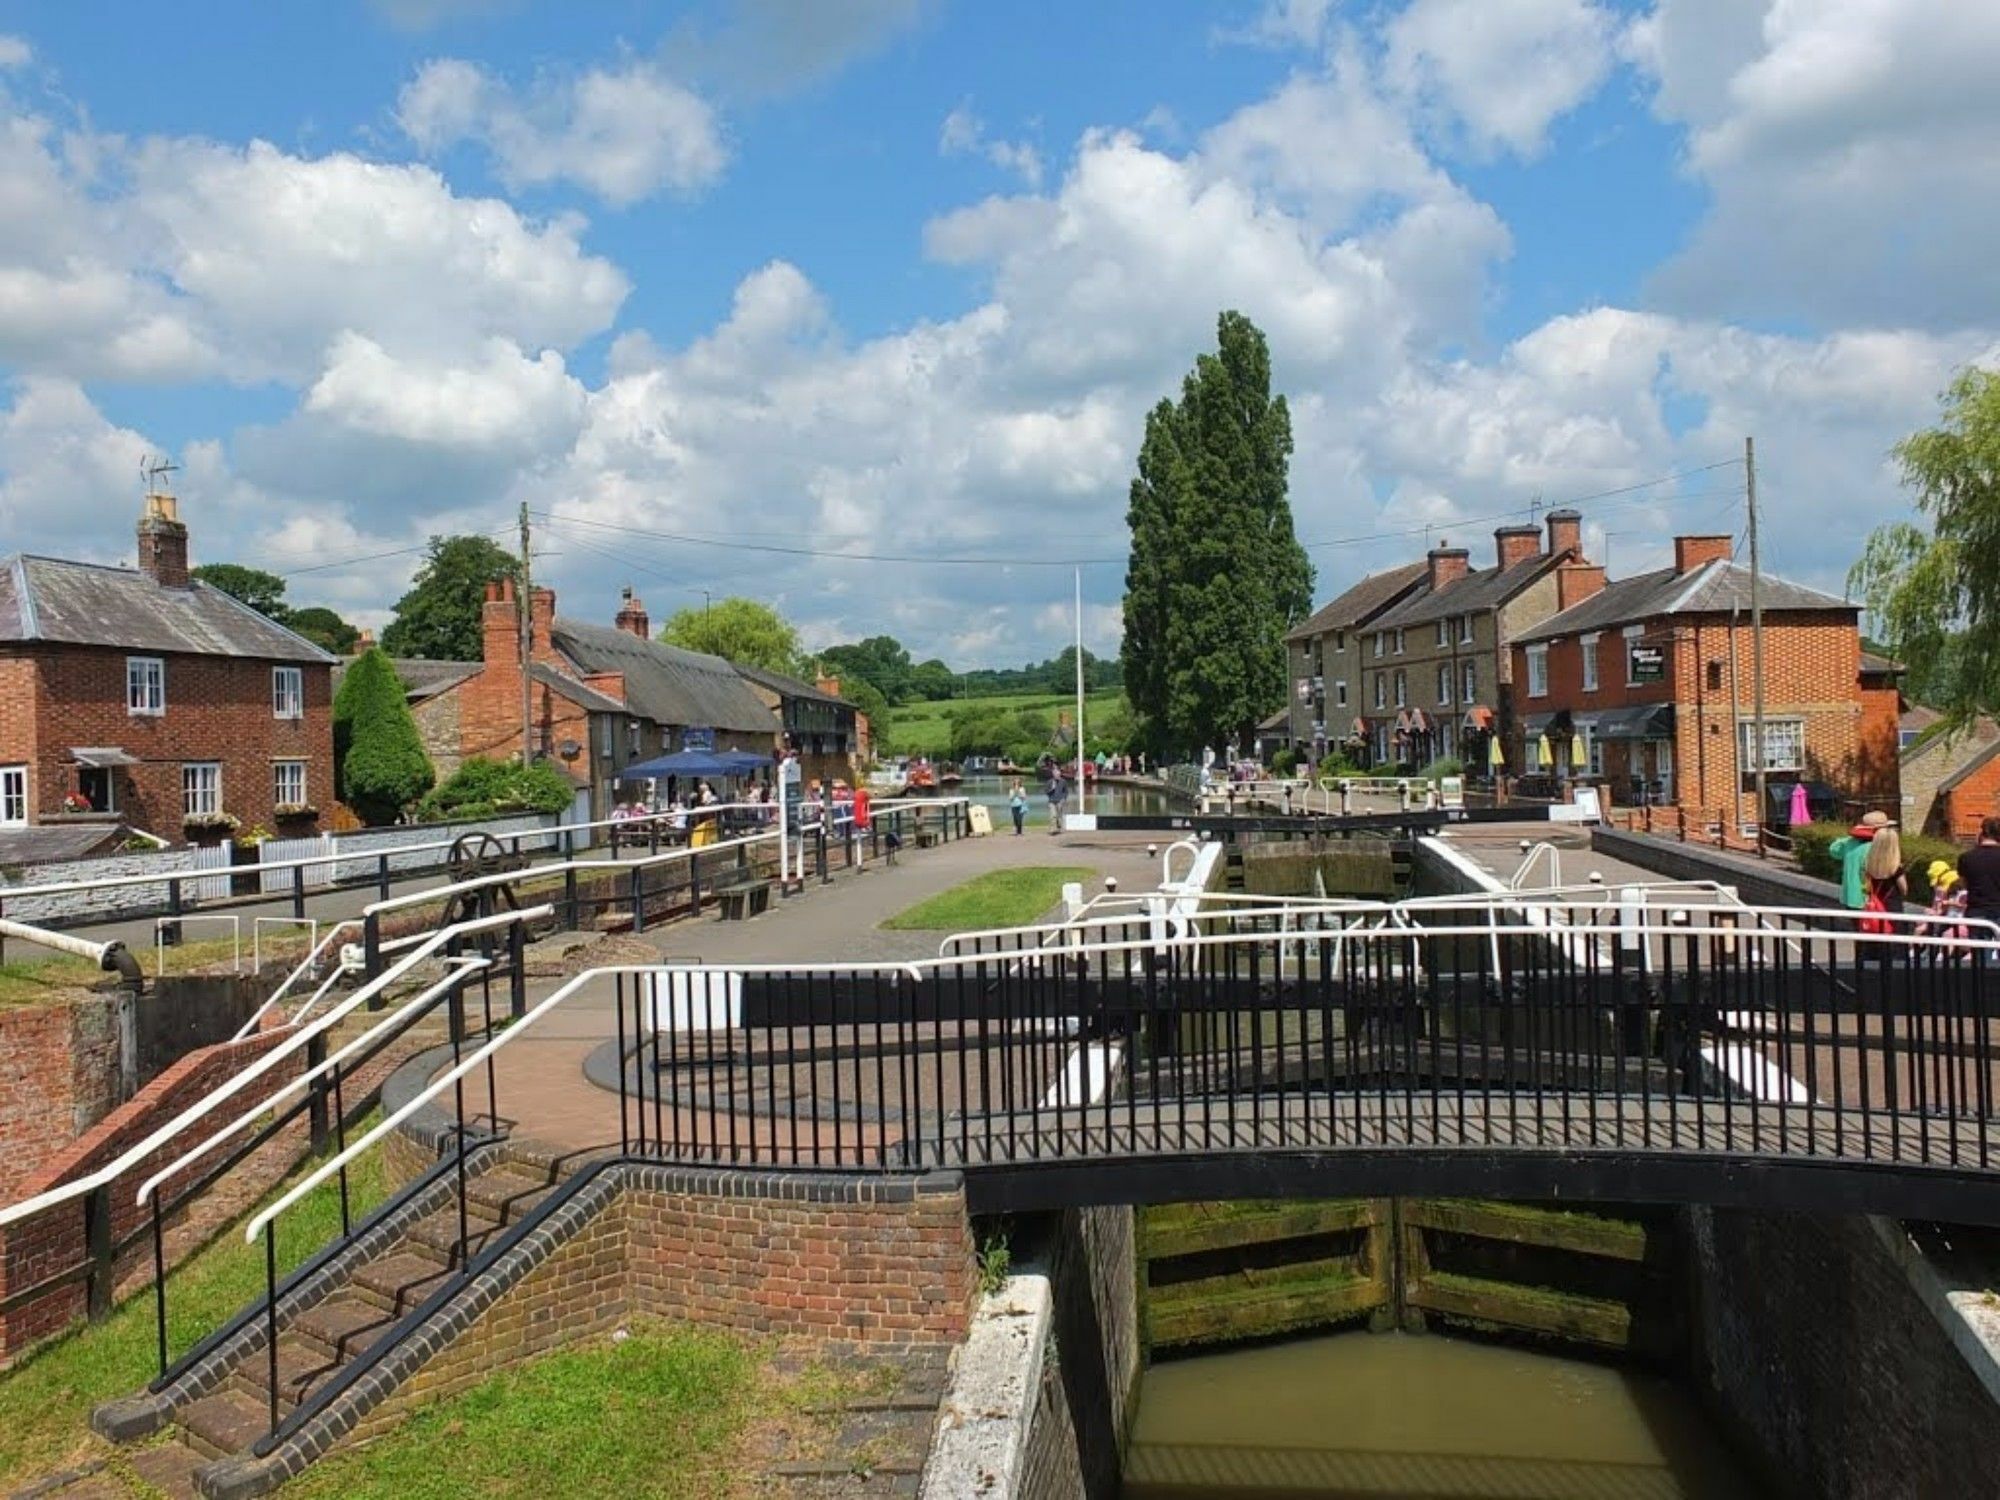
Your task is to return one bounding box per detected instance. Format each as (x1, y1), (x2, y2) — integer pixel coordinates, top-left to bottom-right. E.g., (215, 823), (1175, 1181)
(0, 934), (314, 1008)
(881, 866), (1096, 931)
(283, 1323), (788, 1500)
(0, 1130), (389, 1487)
(883, 689), (1125, 758)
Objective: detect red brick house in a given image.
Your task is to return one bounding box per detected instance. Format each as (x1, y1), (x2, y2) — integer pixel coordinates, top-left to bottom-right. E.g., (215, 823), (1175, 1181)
(0, 494), (335, 846)
(1508, 535), (1881, 826)
(1900, 716), (2000, 839)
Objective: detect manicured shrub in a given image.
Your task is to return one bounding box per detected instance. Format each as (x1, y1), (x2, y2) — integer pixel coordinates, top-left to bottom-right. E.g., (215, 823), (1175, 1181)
(1270, 747), (1298, 777)
(419, 757), (575, 821)
(334, 648), (435, 825)
(1789, 818), (1961, 904)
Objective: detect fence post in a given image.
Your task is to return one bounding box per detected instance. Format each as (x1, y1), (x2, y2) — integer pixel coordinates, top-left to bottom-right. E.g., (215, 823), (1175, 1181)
(630, 864), (646, 933)
(816, 823), (829, 885)
(376, 852), (391, 903)
(362, 912), (382, 993)
(565, 866), (580, 930)
(163, 878), (184, 948)
(508, 917), (527, 1021)
(690, 850), (703, 915)
(291, 860), (307, 920)
(306, 1030), (330, 1152)
(84, 1184), (113, 1321)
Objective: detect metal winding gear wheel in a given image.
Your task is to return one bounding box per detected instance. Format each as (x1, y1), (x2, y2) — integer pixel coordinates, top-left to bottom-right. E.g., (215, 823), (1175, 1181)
(448, 829), (510, 878)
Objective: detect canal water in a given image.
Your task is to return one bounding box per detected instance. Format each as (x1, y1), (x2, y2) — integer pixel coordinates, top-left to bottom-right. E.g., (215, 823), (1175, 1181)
(953, 772), (1177, 828)
(1124, 1331), (1755, 1499)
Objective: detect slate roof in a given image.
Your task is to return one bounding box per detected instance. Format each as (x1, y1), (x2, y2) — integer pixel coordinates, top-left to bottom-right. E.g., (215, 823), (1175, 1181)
(528, 661), (628, 716)
(550, 620), (776, 734)
(0, 555), (335, 663)
(1513, 560), (1853, 644)
(1284, 563), (1428, 641)
(334, 657), (480, 702)
(733, 662), (852, 708)
(0, 823), (134, 864)
(1370, 553), (1568, 631)
(1859, 649), (1904, 677)
(1903, 714), (2000, 780)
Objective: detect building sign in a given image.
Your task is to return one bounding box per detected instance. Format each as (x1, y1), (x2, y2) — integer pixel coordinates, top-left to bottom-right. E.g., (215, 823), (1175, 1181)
(1628, 644), (1665, 683)
(681, 726), (715, 752)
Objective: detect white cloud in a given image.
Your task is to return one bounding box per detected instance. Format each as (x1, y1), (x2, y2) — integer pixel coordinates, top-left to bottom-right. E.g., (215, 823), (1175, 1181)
(1384, 0), (1618, 158)
(0, 379), (155, 556)
(0, 35), (30, 69)
(304, 333), (587, 454)
(1639, 0), (2000, 329)
(1220, 0), (1340, 51)
(938, 101), (1042, 188)
(398, 57), (727, 205)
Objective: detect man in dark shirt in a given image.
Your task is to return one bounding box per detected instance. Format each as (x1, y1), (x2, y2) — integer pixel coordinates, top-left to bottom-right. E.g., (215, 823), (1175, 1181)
(1956, 816), (2000, 936)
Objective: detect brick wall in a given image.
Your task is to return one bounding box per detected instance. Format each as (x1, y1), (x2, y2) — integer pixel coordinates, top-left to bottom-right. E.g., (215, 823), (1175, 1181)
(0, 1028), (297, 1361)
(1041, 1205), (1139, 1497)
(1, 643), (333, 841)
(1941, 753), (2000, 839)
(1855, 680), (1902, 806)
(0, 996), (121, 1201)
(1685, 1208), (2000, 1499)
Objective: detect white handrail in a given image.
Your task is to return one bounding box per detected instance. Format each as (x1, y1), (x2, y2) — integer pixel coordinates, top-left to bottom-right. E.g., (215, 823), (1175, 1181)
(1510, 841), (1563, 891)
(232, 919), (362, 1040)
(0, 904), (547, 1230)
(135, 955), (493, 1209)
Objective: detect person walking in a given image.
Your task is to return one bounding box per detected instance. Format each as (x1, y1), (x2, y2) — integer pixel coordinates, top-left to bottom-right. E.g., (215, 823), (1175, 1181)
(1046, 770), (1068, 834)
(1829, 810), (1888, 911)
(1958, 816), (2000, 939)
(1008, 779), (1027, 836)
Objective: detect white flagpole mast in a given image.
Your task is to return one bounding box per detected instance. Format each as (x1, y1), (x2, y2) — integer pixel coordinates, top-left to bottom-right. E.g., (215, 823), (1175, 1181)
(1074, 567), (1086, 824)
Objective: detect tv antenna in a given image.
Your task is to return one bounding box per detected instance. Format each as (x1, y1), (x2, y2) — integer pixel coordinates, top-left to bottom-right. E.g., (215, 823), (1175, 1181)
(141, 455), (179, 495)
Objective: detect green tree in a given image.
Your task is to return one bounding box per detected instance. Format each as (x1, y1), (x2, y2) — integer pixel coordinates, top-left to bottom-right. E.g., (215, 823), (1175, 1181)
(334, 648), (435, 825)
(1851, 367), (2000, 724)
(658, 597), (805, 675)
(835, 673), (889, 726)
(1121, 312), (1313, 750)
(191, 563), (290, 619)
(381, 535), (519, 661)
(285, 605), (362, 655)
(820, 636), (914, 703)
(908, 658), (956, 702)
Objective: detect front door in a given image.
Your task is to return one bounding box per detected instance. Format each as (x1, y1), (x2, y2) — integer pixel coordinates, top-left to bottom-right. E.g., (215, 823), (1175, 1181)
(1653, 738), (1675, 803)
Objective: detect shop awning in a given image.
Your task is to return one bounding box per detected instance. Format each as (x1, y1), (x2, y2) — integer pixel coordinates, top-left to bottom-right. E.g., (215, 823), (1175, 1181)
(1461, 705), (1494, 732)
(70, 746), (139, 768)
(1593, 704), (1676, 741)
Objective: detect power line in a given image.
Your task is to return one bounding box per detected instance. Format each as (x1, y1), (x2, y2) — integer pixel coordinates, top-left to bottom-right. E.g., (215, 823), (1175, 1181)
(270, 526), (516, 579)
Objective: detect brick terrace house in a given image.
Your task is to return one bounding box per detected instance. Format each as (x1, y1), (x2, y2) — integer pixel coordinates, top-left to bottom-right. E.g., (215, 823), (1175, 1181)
(0, 494), (335, 845)
(1508, 534), (1889, 826)
(1282, 562), (1426, 763)
(1358, 510), (1590, 771)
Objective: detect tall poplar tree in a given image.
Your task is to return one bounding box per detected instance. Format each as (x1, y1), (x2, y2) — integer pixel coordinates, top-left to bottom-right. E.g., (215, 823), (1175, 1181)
(1121, 312), (1313, 751)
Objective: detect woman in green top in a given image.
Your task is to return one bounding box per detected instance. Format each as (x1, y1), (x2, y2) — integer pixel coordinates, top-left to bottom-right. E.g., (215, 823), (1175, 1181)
(1827, 810), (1889, 909)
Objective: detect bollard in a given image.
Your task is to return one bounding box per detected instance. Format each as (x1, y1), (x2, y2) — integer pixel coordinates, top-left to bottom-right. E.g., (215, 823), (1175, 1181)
(162, 879), (184, 949)
(816, 824), (830, 884)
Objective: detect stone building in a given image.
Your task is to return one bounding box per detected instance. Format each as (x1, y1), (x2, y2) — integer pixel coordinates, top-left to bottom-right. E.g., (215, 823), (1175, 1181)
(1900, 716), (2000, 839)
(0, 493), (335, 846)
(1282, 562), (1425, 763)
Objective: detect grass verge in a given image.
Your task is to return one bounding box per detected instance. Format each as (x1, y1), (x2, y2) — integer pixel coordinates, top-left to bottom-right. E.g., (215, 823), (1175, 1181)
(0, 1125), (389, 1487)
(282, 1323), (768, 1500)
(880, 865), (1095, 931)
(0, 935), (314, 1008)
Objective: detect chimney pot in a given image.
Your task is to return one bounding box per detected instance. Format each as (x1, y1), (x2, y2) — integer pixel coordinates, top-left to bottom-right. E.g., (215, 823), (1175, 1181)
(614, 584), (651, 639)
(137, 492), (190, 589)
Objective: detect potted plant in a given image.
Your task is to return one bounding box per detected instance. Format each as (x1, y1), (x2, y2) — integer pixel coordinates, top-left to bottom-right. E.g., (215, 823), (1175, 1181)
(273, 802), (319, 829)
(230, 823), (270, 895)
(182, 810), (240, 847)
(60, 791), (92, 814)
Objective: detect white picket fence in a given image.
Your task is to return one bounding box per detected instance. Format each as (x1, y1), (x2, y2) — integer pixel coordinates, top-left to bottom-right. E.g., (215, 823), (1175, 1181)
(189, 843), (233, 902)
(259, 834), (336, 895)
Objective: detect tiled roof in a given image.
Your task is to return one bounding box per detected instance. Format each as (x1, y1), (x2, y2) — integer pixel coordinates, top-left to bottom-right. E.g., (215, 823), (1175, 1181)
(733, 662), (851, 707)
(1284, 563), (1428, 641)
(551, 620), (776, 734)
(1904, 714), (2000, 782)
(528, 661), (629, 716)
(0, 555), (335, 663)
(1513, 560), (1852, 644)
(1859, 649), (1903, 676)
(335, 657), (480, 702)
(1370, 552), (1568, 631)
(0, 823), (134, 865)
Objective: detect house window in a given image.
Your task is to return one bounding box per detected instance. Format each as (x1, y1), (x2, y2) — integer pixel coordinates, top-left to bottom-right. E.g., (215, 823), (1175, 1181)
(1623, 626), (1646, 685)
(1580, 633), (1600, 692)
(127, 656), (165, 715)
(1583, 724), (1604, 777)
(272, 666), (303, 719)
(1394, 629), (1406, 655)
(272, 760), (307, 806)
(1526, 645), (1550, 699)
(1436, 665), (1451, 705)
(1394, 670), (1407, 708)
(0, 766), (24, 825)
(1435, 620), (1448, 648)
(627, 719), (641, 755)
(1372, 675), (1385, 710)
(1373, 632), (1385, 659)
(79, 767), (115, 813)
(1458, 614), (1474, 645)
(1333, 630), (1345, 652)
(182, 762), (222, 818)
(1738, 718), (1805, 774)
(1334, 680), (1348, 707)
(1461, 660), (1477, 704)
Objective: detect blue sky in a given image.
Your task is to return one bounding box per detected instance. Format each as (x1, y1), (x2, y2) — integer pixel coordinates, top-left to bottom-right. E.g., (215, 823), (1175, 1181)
(0, 0), (1996, 665)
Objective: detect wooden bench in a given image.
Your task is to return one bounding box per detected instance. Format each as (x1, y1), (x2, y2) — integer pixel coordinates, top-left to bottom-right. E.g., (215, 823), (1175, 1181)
(713, 876), (773, 921)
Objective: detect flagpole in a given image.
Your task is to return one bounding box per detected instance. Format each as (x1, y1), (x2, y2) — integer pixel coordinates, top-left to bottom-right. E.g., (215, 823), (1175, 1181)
(1074, 567), (1086, 824)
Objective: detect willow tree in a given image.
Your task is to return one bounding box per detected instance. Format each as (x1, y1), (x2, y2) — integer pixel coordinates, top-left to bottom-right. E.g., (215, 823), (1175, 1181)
(1121, 312), (1314, 751)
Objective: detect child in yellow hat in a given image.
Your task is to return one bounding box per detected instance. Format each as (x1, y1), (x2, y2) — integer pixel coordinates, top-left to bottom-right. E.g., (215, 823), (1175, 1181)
(1927, 860), (1969, 944)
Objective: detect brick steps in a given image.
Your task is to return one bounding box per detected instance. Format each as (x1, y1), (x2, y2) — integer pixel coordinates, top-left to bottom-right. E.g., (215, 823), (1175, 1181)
(125, 1444), (204, 1500)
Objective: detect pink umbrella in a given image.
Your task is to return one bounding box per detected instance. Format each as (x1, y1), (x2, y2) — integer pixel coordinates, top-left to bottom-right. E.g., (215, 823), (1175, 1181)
(1788, 782), (1810, 827)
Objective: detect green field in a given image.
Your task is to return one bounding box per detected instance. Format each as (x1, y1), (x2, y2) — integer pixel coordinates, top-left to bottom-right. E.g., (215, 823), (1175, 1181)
(880, 866), (1097, 931)
(880, 689), (1126, 758)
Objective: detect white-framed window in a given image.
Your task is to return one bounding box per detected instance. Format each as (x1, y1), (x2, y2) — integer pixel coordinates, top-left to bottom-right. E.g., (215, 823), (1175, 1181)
(1580, 633), (1600, 692)
(1526, 644), (1550, 699)
(1372, 674), (1386, 710)
(1373, 632), (1385, 659)
(182, 762), (221, 817)
(1458, 614), (1474, 645)
(1623, 625), (1646, 685)
(127, 656), (165, 715)
(1738, 718), (1805, 773)
(1394, 629), (1406, 655)
(271, 665), (303, 719)
(272, 760), (306, 806)
(1436, 665), (1452, 705)
(1435, 620), (1448, 648)
(1461, 660), (1478, 704)
(1334, 680), (1348, 708)
(1582, 723), (1604, 777)
(0, 765), (25, 825)
(1333, 630), (1346, 653)
(1394, 670), (1407, 708)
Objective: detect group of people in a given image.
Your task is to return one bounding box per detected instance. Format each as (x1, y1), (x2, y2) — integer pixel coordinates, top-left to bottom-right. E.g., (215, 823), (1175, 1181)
(1003, 772), (1071, 835)
(1829, 810), (2000, 946)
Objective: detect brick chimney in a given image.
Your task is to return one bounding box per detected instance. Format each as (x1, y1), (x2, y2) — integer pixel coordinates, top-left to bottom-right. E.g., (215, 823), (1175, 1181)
(1495, 524), (1541, 571)
(1556, 560), (1607, 612)
(481, 578), (519, 666)
(1673, 535), (1732, 575)
(354, 627), (376, 652)
(1426, 542), (1470, 592)
(528, 587), (556, 663)
(817, 675), (842, 699)
(137, 493), (190, 589)
(1545, 508), (1582, 559)
(614, 585), (650, 639)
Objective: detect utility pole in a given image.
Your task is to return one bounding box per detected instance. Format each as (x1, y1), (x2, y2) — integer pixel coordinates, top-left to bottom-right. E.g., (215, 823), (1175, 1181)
(519, 501), (534, 766)
(1074, 568), (1086, 822)
(1747, 436), (1766, 848)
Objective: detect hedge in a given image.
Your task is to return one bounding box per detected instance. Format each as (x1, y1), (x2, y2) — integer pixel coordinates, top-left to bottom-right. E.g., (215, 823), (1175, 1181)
(1790, 819), (1962, 905)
